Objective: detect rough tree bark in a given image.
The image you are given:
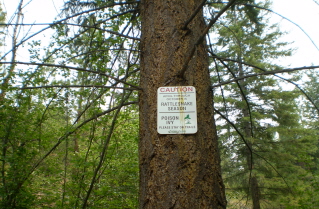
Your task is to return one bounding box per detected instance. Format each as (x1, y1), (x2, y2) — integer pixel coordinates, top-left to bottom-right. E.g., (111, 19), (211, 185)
(139, 1), (226, 208)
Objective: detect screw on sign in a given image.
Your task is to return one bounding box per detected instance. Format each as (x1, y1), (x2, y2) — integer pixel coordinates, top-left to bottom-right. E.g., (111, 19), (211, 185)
(157, 86), (197, 134)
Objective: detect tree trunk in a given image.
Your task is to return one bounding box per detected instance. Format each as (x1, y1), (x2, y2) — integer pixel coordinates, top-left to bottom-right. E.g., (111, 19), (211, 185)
(250, 176), (261, 209)
(139, 1), (226, 208)
(239, 59), (261, 209)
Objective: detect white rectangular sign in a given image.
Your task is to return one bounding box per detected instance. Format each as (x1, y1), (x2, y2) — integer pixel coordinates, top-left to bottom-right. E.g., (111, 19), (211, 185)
(157, 86), (197, 134)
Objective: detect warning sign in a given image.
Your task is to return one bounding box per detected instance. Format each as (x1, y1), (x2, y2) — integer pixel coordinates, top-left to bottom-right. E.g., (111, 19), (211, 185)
(157, 86), (197, 134)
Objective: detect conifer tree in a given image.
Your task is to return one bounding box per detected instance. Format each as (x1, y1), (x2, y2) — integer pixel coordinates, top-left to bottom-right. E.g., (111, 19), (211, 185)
(211, 2), (318, 207)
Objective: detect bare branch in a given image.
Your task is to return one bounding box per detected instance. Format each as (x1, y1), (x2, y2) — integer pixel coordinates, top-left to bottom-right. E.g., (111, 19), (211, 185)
(21, 85), (137, 91)
(200, 0), (238, 43)
(0, 61), (142, 90)
(210, 55), (319, 115)
(0, 22), (140, 40)
(0, 0), (24, 101)
(182, 0), (207, 30)
(214, 107), (254, 172)
(0, 8), (137, 61)
(210, 50), (255, 140)
(244, 4), (319, 52)
(177, 0), (239, 79)
(59, 22), (140, 40)
(211, 65), (319, 88)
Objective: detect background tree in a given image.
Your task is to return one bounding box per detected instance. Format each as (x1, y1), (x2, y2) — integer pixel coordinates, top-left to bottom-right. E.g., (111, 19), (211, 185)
(209, 2), (319, 208)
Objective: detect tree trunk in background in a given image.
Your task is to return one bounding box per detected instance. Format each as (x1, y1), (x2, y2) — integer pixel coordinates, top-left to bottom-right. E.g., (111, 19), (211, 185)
(251, 176), (261, 209)
(239, 60), (261, 209)
(139, 1), (226, 208)
(242, 105), (261, 209)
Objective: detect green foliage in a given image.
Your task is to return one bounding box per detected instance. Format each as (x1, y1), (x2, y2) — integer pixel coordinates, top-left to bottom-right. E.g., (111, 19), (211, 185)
(1, 1), (140, 207)
(0, 95), (139, 208)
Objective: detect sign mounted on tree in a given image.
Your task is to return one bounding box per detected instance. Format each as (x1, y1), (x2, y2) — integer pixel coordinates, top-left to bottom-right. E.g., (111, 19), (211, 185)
(157, 86), (197, 134)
